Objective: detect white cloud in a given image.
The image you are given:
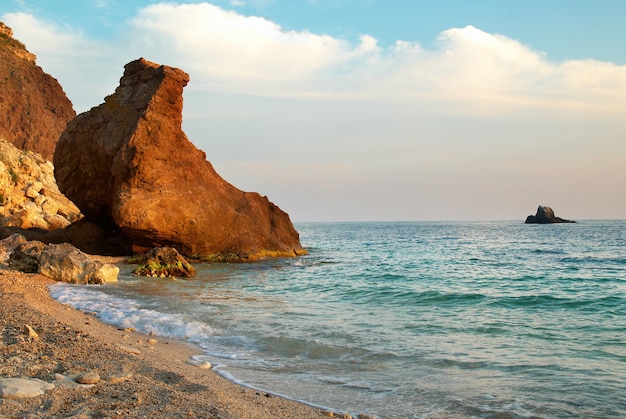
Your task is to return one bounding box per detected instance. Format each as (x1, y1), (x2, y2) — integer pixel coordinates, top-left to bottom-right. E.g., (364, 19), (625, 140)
(2, 12), (121, 111)
(3, 12), (92, 58)
(129, 3), (348, 92)
(124, 5), (626, 115)
(6, 5), (626, 115)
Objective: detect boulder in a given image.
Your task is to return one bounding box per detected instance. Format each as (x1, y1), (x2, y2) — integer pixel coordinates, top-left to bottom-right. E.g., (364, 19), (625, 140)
(38, 243), (119, 284)
(0, 233), (27, 264)
(8, 240), (46, 273)
(0, 22), (75, 160)
(54, 58), (306, 261)
(132, 247), (196, 278)
(525, 206), (575, 224)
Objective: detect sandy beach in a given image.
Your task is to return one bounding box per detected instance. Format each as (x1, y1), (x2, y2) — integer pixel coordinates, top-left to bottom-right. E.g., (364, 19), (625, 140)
(0, 267), (341, 418)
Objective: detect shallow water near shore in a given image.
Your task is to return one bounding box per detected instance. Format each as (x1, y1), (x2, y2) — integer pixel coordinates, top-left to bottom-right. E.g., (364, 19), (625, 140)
(50, 220), (626, 418)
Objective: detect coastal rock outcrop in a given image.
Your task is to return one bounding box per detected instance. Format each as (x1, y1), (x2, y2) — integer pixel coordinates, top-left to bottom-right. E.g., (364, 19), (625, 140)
(0, 22), (75, 160)
(525, 206), (575, 224)
(54, 58), (306, 261)
(0, 139), (82, 230)
(132, 247), (196, 278)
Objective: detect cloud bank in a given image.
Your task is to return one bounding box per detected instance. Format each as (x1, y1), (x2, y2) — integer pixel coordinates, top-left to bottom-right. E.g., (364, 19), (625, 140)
(5, 3), (626, 114)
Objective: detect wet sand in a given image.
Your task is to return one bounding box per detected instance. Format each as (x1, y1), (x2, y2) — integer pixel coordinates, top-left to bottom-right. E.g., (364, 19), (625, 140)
(0, 267), (342, 418)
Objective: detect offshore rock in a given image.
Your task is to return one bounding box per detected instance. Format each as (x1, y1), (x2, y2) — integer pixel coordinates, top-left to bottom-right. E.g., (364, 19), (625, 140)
(54, 58), (305, 261)
(132, 247), (196, 278)
(525, 206), (575, 224)
(0, 22), (75, 160)
(0, 139), (82, 230)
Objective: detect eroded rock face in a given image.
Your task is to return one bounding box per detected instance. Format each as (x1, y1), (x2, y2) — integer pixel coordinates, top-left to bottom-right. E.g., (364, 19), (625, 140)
(525, 206), (575, 224)
(0, 22), (75, 160)
(54, 58), (305, 260)
(0, 139), (82, 230)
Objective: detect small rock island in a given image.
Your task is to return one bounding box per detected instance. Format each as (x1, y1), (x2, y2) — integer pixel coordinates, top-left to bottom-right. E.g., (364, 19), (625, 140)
(525, 206), (576, 224)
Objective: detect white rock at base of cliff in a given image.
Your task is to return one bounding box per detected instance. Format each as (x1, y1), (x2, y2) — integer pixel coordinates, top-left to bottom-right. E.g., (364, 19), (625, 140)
(38, 243), (119, 284)
(0, 139), (81, 230)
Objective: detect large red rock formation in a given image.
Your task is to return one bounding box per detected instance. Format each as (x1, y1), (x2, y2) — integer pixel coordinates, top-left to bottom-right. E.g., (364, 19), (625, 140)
(0, 22), (75, 160)
(54, 58), (305, 260)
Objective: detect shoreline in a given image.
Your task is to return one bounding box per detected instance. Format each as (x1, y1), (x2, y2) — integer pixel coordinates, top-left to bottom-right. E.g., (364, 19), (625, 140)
(0, 267), (340, 418)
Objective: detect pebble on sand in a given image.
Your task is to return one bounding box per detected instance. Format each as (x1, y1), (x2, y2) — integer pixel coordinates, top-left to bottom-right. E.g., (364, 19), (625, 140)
(117, 344), (141, 354)
(75, 371), (100, 385)
(23, 324), (39, 340)
(0, 378), (55, 399)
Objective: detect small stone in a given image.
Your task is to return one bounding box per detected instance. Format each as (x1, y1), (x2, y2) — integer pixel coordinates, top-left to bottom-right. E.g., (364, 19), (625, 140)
(188, 356), (212, 369)
(357, 415), (376, 419)
(24, 181), (43, 199)
(147, 339), (157, 344)
(323, 411), (334, 417)
(117, 344), (140, 355)
(34, 194), (46, 206)
(0, 378), (55, 399)
(54, 374), (94, 390)
(75, 371), (100, 385)
(24, 324), (39, 339)
(107, 373), (132, 384)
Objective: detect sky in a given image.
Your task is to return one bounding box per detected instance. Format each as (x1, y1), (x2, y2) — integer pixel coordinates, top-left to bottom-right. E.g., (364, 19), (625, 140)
(2, 1), (625, 221)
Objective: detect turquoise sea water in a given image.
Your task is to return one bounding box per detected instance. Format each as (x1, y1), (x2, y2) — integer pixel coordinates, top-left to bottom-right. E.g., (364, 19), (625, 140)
(50, 221), (626, 418)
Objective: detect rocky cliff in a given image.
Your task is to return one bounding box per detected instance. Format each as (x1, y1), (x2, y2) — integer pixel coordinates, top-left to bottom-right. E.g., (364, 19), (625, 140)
(0, 22), (75, 160)
(0, 139), (81, 230)
(54, 58), (306, 260)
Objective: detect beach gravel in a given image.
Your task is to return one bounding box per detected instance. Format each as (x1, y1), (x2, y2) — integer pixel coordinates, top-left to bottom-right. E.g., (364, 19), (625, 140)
(0, 267), (329, 418)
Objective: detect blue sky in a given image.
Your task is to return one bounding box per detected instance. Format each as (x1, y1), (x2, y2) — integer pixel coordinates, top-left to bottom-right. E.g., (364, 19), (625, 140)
(2, 1), (625, 221)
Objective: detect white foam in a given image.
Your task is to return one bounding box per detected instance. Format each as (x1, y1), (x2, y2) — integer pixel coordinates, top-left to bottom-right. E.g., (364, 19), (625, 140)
(48, 284), (218, 343)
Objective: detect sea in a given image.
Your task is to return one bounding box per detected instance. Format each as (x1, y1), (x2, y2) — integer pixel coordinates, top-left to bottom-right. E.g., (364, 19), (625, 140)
(49, 220), (626, 418)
